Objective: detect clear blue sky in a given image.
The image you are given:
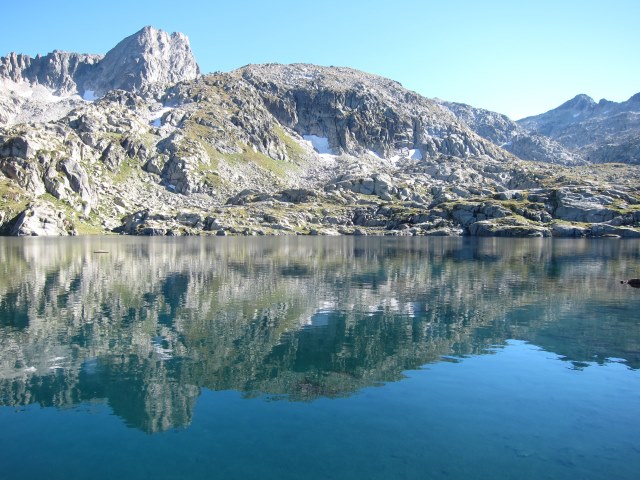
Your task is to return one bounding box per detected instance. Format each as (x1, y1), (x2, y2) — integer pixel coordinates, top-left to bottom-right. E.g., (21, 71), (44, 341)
(2, 0), (638, 119)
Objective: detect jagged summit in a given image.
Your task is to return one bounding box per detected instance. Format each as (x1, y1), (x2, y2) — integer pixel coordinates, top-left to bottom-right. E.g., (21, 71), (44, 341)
(0, 51), (101, 95)
(82, 26), (200, 98)
(0, 26), (200, 125)
(438, 100), (584, 165)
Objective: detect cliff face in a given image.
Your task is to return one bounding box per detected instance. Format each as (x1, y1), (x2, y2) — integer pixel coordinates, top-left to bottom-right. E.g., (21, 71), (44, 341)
(0, 29), (639, 238)
(0, 51), (102, 95)
(237, 63), (508, 160)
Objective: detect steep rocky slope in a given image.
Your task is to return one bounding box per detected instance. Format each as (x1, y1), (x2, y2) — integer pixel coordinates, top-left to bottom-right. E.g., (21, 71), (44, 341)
(438, 100), (583, 165)
(236, 63), (508, 160)
(0, 29), (639, 237)
(518, 93), (640, 164)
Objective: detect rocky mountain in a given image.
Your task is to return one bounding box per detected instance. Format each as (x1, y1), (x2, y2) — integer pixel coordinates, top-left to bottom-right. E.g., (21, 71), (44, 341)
(438, 100), (584, 165)
(0, 28), (639, 238)
(518, 93), (640, 164)
(0, 26), (199, 125)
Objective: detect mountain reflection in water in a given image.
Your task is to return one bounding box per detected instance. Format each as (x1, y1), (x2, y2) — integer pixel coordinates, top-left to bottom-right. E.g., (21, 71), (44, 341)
(0, 237), (639, 433)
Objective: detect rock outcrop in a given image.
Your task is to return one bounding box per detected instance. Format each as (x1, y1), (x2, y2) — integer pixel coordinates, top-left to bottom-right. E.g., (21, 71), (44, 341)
(9, 201), (76, 236)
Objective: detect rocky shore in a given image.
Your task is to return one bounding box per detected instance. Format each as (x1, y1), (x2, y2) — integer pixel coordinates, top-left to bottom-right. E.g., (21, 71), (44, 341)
(1, 28), (638, 237)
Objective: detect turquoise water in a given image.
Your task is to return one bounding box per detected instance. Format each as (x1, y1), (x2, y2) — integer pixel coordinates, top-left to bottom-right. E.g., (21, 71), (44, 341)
(0, 237), (639, 479)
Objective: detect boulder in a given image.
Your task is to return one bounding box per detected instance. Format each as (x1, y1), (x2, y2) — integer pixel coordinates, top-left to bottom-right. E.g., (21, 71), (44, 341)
(10, 203), (76, 236)
(0, 158), (46, 196)
(469, 219), (549, 237)
(551, 222), (588, 237)
(551, 188), (619, 223)
(590, 224), (640, 238)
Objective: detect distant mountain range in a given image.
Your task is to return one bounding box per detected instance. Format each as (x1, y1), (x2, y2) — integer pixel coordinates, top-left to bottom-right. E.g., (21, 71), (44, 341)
(0, 27), (638, 237)
(518, 93), (640, 164)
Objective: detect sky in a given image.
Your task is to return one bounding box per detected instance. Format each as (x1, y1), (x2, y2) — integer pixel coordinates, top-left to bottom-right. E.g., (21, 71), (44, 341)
(2, 0), (638, 119)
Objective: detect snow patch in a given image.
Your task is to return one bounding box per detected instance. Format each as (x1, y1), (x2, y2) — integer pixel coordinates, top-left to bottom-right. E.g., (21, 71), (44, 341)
(390, 148), (423, 162)
(148, 106), (174, 127)
(303, 135), (334, 154)
(572, 112), (581, 118)
(83, 90), (97, 101)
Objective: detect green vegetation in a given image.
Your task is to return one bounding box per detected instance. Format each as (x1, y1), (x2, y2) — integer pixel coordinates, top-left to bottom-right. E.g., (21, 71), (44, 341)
(0, 178), (30, 227)
(273, 125), (307, 162)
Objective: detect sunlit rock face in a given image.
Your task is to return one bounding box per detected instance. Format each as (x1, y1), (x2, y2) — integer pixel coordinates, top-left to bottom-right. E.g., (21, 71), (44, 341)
(81, 26), (200, 98)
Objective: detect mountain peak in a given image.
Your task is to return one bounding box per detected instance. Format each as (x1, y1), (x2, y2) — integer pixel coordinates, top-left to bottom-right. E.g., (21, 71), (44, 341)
(558, 94), (596, 111)
(82, 26), (200, 96)
(0, 26), (200, 100)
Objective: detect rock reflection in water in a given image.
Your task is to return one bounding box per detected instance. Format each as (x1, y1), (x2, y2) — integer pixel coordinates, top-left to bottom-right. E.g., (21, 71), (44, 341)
(0, 236), (639, 433)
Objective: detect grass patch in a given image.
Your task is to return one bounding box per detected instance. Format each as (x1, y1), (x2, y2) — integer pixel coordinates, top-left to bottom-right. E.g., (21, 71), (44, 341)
(0, 178), (30, 227)
(273, 125), (307, 162)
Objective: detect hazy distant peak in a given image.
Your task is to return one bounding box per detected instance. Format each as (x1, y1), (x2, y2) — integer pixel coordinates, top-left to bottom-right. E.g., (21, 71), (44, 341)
(557, 94), (596, 111)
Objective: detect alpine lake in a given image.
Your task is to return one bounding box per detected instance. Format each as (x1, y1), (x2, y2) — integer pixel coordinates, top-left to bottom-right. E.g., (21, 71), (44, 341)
(0, 236), (639, 480)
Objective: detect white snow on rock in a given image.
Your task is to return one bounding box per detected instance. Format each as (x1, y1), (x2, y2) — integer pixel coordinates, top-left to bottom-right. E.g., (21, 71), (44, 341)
(390, 148), (423, 162)
(0, 79), (88, 126)
(303, 135), (334, 154)
(148, 106), (174, 127)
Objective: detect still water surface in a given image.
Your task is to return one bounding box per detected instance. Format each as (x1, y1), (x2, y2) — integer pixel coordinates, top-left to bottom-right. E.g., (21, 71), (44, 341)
(0, 237), (639, 479)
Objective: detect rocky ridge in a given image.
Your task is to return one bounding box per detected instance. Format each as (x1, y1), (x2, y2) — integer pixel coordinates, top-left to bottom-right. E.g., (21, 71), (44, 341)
(0, 28), (639, 238)
(0, 26), (199, 125)
(518, 93), (640, 164)
(439, 100), (584, 165)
